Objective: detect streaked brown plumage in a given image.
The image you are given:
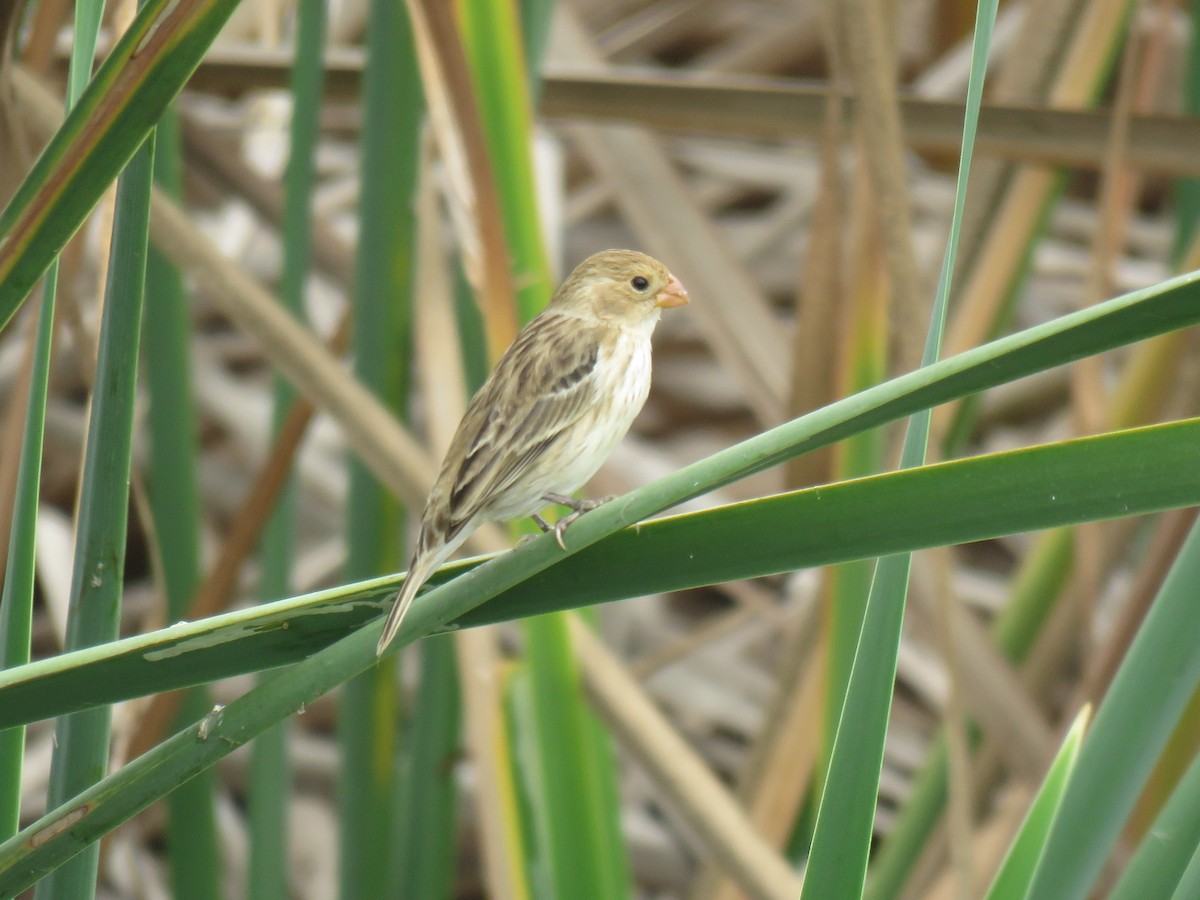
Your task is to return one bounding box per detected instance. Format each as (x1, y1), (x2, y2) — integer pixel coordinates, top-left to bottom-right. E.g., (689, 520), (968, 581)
(376, 250), (688, 654)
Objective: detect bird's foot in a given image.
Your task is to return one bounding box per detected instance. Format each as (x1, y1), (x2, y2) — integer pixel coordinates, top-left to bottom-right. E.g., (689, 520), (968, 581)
(539, 494), (617, 550)
(520, 514), (553, 545)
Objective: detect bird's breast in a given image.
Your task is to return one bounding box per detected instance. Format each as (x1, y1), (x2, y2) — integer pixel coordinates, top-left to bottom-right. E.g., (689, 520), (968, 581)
(543, 333), (651, 496)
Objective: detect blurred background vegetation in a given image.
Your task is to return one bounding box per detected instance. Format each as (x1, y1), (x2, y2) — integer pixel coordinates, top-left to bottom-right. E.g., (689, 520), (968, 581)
(2, 0), (1200, 897)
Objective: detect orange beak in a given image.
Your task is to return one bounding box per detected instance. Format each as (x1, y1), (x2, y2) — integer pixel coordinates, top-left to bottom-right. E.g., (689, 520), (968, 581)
(656, 274), (689, 308)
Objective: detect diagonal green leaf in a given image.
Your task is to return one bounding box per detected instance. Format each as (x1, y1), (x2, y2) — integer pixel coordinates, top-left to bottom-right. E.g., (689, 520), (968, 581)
(0, 416), (1196, 731)
(0, 0), (246, 329)
(0, 230), (1196, 890)
(0, 410), (1198, 894)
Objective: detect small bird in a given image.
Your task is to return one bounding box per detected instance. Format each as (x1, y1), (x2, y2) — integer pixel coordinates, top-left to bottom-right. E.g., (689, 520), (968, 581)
(376, 250), (688, 654)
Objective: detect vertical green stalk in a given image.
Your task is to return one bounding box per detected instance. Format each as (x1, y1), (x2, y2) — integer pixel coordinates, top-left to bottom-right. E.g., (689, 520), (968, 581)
(802, 198), (891, 867)
(864, 527), (1073, 898)
(513, 615), (630, 899)
(517, 0), (554, 95)
(458, 0), (551, 321)
(458, 0), (630, 894)
(456, 1), (633, 897)
(337, 0), (422, 895)
(1, 0), (107, 848)
(143, 108), (221, 899)
(0, 288), (55, 842)
(35, 138), (155, 900)
(802, 2), (997, 894)
(392, 635), (462, 897)
(249, 0), (327, 896)
(1172, 0), (1200, 261)
(1126, 3), (1200, 838)
(983, 708), (1089, 900)
(870, 10), (1155, 894)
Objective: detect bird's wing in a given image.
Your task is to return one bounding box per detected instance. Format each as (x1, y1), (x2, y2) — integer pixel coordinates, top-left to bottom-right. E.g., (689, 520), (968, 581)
(436, 311), (607, 533)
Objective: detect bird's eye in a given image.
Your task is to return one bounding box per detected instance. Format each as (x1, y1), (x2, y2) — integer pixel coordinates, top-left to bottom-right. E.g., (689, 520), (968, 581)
(630, 276), (650, 291)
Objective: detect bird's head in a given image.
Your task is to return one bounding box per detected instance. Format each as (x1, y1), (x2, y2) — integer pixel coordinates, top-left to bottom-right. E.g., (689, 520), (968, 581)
(552, 250), (688, 325)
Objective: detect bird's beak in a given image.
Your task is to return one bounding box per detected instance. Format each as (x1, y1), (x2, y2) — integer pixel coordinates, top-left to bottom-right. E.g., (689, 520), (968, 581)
(656, 274), (689, 308)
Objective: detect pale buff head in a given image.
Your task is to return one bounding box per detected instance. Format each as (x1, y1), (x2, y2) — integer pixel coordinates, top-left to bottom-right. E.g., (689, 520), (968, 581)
(550, 250), (688, 324)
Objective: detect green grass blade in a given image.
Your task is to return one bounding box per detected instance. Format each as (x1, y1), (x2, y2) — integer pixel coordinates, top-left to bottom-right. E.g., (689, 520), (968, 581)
(1111, 746), (1200, 900)
(0, 0), (245, 327)
(0, 0), (109, 843)
(458, 0), (551, 322)
(1, 415), (1196, 729)
(393, 635), (461, 897)
(818, 225), (888, 806)
(247, 1), (328, 895)
(517, 0), (554, 94)
(984, 707), (1089, 900)
(865, 524), (1074, 900)
(0, 295), (47, 826)
(1026, 516), (1200, 899)
(1171, 0), (1200, 261)
(143, 108), (220, 899)
(512, 614), (631, 899)
(458, 0), (628, 891)
(35, 136), (154, 899)
(338, 0), (421, 895)
(802, 3), (997, 892)
(0, 285), (55, 841)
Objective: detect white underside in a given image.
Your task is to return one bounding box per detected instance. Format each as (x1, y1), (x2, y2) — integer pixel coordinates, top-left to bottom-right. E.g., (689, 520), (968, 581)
(486, 322), (653, 522)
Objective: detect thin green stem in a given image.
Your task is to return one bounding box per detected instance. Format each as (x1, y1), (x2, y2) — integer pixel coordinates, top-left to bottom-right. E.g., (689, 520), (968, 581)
(337, 0), (421, 895)
(36, 134), (155, 899)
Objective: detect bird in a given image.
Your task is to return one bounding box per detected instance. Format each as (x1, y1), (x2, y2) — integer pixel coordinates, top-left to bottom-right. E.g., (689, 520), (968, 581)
(376, 249), (688, 654)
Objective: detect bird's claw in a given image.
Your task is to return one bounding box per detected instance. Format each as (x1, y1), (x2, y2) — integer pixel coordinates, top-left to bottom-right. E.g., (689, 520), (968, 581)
(552, 515), (574, 550)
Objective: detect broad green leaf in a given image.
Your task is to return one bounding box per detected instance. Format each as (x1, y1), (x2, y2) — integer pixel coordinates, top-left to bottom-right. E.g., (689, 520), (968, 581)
(1, 416), (1196, 731)
(1, 418), (1199, 894)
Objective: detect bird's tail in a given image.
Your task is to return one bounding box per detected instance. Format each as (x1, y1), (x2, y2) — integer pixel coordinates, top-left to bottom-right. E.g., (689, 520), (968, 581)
(376, 553), (438, 655)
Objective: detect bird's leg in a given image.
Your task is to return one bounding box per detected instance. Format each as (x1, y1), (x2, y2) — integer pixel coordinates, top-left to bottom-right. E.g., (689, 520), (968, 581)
(540, 493), (617, 550)
(542, 491), (616, 512)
